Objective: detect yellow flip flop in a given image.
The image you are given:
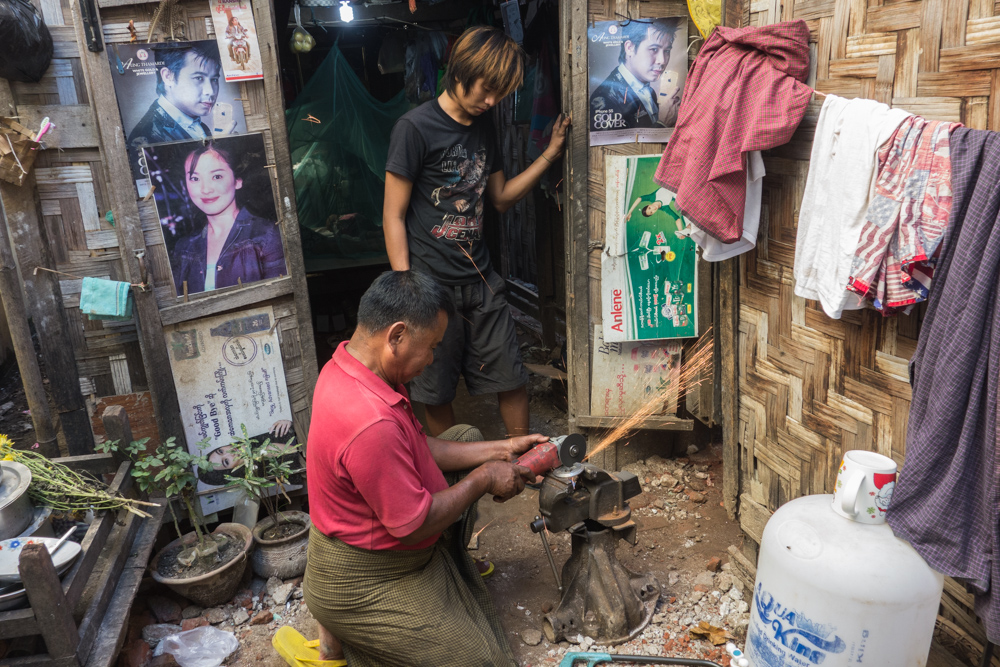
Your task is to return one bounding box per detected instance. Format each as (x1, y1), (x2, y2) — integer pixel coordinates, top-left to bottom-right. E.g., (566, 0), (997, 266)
(272, 626), (347, 667)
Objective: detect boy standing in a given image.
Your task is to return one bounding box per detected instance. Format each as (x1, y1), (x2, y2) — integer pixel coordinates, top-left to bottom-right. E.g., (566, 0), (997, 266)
(384, 25), (570, 437)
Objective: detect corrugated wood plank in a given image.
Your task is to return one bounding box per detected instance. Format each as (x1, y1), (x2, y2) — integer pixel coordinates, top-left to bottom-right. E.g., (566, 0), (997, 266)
(917, 70), (993, 96)
(831, 0), (853, 59)
(991, 69), (1000, 130)
(964, 96), (990, 129)
(848, 0), (868, 34)
(919, 0), (945, 72)
(16, 106), (98, 150)
(846, 32), (898, 57)
(967, 15), (1000, 43)
(794, 0), (837, 20)
(866, 1), (921, 31)
(814, 77), (864, 97)
(874, 54), (895, 104)
(970, 0), (995, 19)
(893, 29), (919, 98)
(938, 43), (1000, 71)
(943, 0), (970, 46)
(828, 56), (879, 77)
(891, 96), (963, 121)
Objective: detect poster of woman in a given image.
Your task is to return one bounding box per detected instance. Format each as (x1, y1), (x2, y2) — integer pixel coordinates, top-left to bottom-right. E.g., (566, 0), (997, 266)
(587, 18), (687, 146)
(144, 134), (288, 297)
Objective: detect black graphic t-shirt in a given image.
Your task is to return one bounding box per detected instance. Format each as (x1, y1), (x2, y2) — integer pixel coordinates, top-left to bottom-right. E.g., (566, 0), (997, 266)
(386, 99), (501, 285)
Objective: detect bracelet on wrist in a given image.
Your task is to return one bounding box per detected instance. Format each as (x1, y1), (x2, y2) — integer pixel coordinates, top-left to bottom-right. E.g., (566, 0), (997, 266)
(540, 153), (554, 164)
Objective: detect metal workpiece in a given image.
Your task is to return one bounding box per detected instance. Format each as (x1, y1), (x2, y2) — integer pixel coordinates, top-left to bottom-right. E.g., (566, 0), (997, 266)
(537, 462), (642, 537)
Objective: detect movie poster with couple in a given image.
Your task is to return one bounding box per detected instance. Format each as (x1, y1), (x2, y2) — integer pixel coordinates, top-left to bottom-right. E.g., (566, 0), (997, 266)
(587, 18), (687, 146)
(143, 133), (288, 299)
(106, 40), (248, 196)
(165, 306), (301, 514)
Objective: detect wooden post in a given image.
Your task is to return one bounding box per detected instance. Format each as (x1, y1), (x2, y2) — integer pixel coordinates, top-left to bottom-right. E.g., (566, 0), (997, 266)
(720, 0), (747, 520)
(0, 205), (58, 456)
(19, 542), (79, 660)
(254, 0), (320, 419)
(0, 78), (93, 455)
(562, 0), (594, 462)
(69, 6), (185, 443)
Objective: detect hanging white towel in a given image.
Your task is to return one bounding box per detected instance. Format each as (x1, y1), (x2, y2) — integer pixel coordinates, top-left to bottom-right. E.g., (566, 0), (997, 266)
(793, 95), (911, 319)
(684, 151), (765, 261)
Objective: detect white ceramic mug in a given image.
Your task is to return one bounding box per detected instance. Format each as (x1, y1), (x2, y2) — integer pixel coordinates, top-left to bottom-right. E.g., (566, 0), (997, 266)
(832, 450), (898, 524)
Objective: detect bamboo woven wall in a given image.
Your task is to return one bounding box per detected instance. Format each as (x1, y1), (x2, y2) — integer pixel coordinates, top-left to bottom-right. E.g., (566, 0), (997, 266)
(734, 0), (998, 657)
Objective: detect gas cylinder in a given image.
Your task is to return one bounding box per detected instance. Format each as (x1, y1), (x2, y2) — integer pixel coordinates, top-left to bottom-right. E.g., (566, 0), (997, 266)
(745, 494), (943, 666)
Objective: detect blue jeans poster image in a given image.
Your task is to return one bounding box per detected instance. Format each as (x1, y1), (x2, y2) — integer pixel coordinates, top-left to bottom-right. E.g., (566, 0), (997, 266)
(602, 154), (698, 341)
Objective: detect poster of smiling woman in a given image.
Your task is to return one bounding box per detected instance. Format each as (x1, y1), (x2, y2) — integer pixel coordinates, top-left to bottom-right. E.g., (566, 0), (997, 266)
(107, 40), (248, 196)
(588, 18), (687, 146)
(143, 134), (287, 297)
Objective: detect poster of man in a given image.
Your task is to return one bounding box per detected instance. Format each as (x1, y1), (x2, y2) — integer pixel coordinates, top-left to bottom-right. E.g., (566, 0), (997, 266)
(588, 18), (687, 146)
(602, 154), (698, 341)
(165, 307), (301, 513)
(107, 40), (248, 196)
(209, 0), (264, 82)
(144, 134), (288, 297)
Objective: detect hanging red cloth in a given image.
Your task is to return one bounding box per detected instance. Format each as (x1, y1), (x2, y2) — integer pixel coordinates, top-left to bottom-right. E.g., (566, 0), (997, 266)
(653, 20), (812, 243)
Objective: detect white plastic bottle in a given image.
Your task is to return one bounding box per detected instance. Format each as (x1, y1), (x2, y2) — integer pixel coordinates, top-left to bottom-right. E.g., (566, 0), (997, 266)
(745, 494), (943, 666)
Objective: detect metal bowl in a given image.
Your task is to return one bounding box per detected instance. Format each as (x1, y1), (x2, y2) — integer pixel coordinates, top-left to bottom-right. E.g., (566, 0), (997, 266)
(0, 463), (33, 541)
(0, 584), (27, 612)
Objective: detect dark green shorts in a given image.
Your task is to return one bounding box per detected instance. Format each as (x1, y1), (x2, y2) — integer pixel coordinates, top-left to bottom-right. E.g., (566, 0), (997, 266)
(409, 270), (528, 405)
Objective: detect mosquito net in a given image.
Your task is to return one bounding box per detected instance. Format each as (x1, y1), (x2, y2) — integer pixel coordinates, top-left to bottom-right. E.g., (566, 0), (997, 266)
(286, 43), (410, 267)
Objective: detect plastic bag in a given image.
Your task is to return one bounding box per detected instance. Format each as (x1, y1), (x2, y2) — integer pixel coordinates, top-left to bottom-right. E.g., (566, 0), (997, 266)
(0, 0), (53, 83)
(153, 626), (239, 667)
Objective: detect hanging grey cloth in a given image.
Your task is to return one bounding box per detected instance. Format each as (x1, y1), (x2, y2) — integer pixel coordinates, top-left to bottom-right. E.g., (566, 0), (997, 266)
(887, 127), (1000, 642)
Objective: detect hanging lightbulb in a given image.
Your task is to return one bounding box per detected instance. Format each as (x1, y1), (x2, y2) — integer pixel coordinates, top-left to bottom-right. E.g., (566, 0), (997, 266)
(339, 1), (354, 22)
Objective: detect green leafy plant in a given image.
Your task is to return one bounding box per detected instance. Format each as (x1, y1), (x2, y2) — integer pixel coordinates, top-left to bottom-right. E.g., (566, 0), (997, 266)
(224, 425), (301, 529)
(98, 436), (227, 568)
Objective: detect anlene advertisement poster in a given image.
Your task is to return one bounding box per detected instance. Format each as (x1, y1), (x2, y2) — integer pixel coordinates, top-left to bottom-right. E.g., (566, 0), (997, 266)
(603, 154), (698, 341)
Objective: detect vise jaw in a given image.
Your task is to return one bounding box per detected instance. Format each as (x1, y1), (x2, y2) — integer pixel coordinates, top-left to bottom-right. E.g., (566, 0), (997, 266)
(534, 463), (642, 544)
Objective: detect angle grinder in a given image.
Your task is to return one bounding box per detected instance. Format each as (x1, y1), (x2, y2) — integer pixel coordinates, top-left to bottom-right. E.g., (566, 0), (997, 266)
(515, 433), (587, 478)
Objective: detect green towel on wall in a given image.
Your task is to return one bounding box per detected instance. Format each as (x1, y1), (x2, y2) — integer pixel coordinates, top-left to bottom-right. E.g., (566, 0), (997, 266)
(80, 277), (133, 321)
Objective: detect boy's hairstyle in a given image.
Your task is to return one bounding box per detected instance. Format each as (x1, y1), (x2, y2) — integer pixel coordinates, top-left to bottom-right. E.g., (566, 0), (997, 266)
(445, 26), (525, 100)
(618, 19), (678, 65)
(154, 42), (221, 97)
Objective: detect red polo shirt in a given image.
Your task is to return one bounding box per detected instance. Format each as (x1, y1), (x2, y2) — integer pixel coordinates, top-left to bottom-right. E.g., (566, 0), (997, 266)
(307, 342), (448, 550)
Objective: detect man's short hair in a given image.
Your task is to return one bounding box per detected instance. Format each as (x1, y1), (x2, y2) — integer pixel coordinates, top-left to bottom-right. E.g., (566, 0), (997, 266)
(618, 19), (678, 65)
(357, 270), (454, 334)
(154, 42), (221, 97)
(445, 26), (525, 100)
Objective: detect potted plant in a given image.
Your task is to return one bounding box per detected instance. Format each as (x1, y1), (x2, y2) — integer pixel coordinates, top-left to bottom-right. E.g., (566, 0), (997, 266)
(98, 436), (253, 606)
(225, 425), (310, 579)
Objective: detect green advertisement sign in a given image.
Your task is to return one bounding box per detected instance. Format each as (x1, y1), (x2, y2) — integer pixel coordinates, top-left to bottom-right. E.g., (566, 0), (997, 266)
(602, 155), (698, 341)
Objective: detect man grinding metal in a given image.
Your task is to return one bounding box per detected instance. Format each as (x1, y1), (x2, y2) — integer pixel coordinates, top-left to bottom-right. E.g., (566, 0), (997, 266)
(300, 270), (547, 666)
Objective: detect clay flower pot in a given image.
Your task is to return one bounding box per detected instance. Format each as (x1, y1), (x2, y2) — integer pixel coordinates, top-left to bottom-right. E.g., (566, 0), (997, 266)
(251, 511), (311, 579)
(149, 523), (253, 607)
